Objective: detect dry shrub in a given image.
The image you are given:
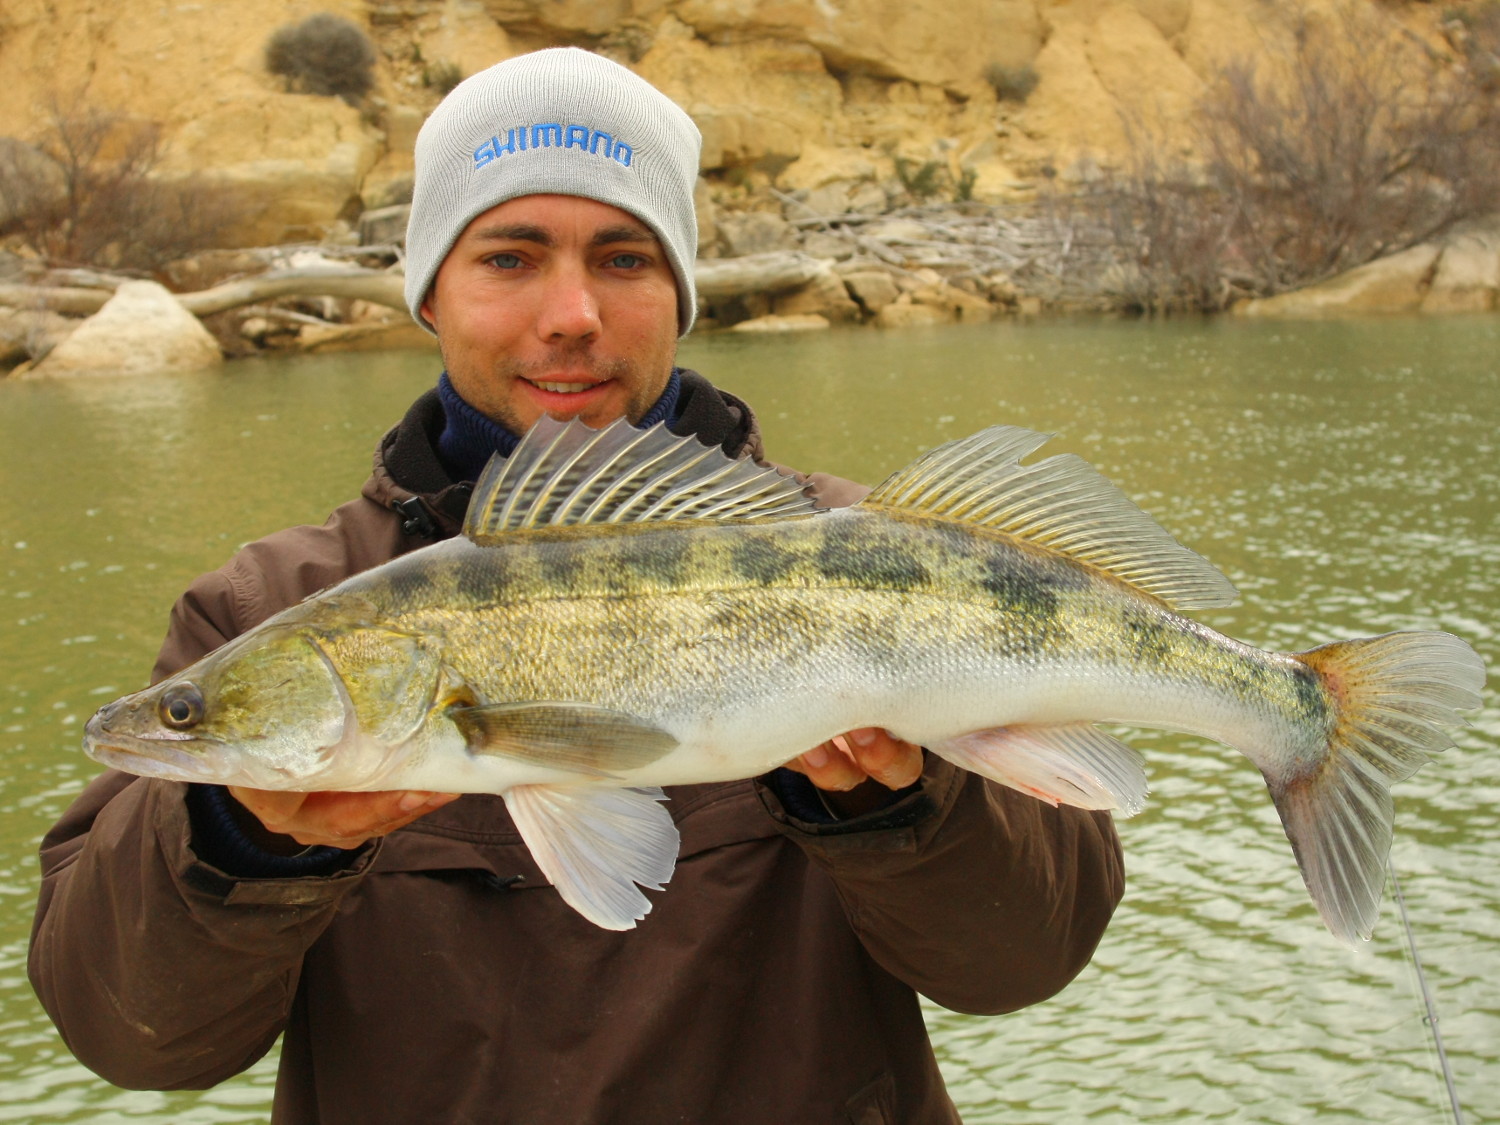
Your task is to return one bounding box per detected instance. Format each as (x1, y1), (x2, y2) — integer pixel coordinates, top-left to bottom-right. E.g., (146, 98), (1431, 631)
(265, 13), (377, 106)
(1089, 140), (1240, 315)
(985, 63), (1039, 103)
(0, 96), (242, 272)
(1088, 5), (1500, 312)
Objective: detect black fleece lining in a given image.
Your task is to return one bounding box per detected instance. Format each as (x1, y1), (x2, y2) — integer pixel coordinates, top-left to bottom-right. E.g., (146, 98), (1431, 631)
(378, 368), (755, 530)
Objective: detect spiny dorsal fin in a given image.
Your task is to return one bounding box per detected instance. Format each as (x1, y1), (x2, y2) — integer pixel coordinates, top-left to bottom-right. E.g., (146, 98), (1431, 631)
(860, 426), (1239, 611)
(463, 417), (819, 540)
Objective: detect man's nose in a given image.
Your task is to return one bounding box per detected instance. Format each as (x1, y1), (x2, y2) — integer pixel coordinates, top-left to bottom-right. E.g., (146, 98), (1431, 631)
(536, 263), (602, 340)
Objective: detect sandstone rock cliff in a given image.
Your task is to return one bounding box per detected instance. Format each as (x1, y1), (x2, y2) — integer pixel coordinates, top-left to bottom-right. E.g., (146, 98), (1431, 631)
(4, 0), (1463, 246)
(1, 0), (1492, 337)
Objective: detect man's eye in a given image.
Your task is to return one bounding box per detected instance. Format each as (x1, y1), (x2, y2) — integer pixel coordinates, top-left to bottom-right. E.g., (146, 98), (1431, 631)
(487, 253), (524, 269)
(608, 253), (645, 269)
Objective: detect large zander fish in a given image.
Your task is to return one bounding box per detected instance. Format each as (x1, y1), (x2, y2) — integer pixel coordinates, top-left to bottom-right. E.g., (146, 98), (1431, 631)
(85, 419), (1485, 941)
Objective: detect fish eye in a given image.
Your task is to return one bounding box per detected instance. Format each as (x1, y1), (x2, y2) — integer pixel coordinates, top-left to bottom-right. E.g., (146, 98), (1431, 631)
(159, 683), (205, 730)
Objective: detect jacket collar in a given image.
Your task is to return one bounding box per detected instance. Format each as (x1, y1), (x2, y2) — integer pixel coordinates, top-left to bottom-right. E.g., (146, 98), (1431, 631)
(362, 368), (763, 537)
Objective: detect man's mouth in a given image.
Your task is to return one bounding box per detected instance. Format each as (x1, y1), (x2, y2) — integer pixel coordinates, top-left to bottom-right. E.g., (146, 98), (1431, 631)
(524, 378), (607, 395)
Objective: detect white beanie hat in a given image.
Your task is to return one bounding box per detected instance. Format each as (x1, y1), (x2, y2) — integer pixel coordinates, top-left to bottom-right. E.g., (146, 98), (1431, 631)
(405, 48), (702, 335)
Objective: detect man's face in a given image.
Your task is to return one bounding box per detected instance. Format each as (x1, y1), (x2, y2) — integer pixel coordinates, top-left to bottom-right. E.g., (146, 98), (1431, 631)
(421, 194), (680, 433)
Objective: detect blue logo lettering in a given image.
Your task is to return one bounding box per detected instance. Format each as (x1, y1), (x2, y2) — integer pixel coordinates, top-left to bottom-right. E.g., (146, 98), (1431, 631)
(471, 122), (638, 171)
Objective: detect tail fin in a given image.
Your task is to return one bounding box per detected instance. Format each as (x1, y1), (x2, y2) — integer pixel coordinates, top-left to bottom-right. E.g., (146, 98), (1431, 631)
(1274, 631), (1485, 946)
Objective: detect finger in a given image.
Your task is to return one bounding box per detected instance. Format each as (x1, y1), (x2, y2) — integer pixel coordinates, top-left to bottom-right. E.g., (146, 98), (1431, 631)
(229, 789), (458, 849)
(227, 787), (309, 834)
(793, 737), (868, 792)
(290, 791), (459, 847)
(845, 728), (924, 790)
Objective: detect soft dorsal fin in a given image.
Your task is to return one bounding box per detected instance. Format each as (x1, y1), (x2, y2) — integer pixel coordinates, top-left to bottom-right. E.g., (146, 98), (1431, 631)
(463, 416), (819, 540)
(860, 426), (1238, 610)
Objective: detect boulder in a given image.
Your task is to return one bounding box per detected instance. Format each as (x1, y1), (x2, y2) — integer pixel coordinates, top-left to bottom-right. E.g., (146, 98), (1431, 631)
(1233, 245), (1442, 318)
(772, 265), (863, 323)
(876, 298), (954, 328)
(841, 270), (901, 313)
(25, 281), (222, 377)
(910, 281), (996, 322)
(1421, 225), (1500, 314)
(716, 211), (800, 258)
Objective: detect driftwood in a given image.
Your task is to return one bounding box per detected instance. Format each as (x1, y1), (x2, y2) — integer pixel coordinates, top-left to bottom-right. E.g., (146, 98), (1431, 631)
(0, 269), (407, 318)
(2, 251), (837, 325)
(693, 252), (827, 300)
(769, 187), (1127, 302)
(183, 255), (842, 312)
(178, 268), (408, 315)
(0, 285), (112, 315)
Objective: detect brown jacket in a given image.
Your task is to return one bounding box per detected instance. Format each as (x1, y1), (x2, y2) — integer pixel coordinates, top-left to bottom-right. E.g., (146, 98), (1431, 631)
(30, 375), (1125, 1124)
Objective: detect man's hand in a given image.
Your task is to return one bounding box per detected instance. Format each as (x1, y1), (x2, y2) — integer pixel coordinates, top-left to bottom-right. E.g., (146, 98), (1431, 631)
(784, 728), (924, 818)
(227, 730), (921, 847)
(226, 787), (461, 854)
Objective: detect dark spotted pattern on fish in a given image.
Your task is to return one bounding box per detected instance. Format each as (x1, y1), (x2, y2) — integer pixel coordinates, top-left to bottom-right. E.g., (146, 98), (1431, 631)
(613, 531), (693, 589)
(1119, 605), (1178, 667)
(728, 533), (801, 586)
(814, 531), (931, 592)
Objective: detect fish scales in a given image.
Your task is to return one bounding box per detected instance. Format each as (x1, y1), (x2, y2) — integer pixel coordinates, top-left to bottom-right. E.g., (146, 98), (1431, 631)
(84, 418), (1485, 939)
(340, 510), (1334, 786)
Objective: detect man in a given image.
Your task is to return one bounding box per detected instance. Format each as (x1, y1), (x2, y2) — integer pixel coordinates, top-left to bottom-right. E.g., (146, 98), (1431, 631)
(30, 49), (1124, 1123)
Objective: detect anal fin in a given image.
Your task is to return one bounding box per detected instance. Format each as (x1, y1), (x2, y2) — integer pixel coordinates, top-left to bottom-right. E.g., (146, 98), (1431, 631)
(504, 785), (679, 930)
(933, 723), (1149, 816)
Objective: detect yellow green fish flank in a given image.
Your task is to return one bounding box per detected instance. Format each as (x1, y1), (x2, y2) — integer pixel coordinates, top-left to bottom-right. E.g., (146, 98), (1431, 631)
(84, 419), (1486, 939)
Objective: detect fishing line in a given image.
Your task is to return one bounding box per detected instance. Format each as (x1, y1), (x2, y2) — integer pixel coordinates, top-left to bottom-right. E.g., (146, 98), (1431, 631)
(1388, 858), (1464, 1125)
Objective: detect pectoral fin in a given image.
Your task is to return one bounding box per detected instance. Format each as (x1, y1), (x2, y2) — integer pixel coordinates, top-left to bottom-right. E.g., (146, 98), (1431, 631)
(449, 702), (678, 777)
(504, 784), (679, 930)
(933, 723), (1148, 815)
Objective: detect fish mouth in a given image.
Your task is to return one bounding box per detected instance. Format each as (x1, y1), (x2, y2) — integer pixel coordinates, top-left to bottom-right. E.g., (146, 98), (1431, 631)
(83, 718), (235, 783)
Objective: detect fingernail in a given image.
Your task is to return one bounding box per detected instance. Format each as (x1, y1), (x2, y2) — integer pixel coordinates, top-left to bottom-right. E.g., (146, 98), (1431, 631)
(804, 746), (829, 769)
(398, 792), (431, 812)
(850, 728), (878, 747)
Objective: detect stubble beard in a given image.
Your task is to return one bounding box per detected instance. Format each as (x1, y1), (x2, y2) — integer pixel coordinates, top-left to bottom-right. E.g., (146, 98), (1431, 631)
(471, 346), (673, 434)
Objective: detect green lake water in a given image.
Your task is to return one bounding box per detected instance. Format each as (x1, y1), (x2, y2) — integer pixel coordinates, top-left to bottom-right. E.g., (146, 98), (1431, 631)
(1, 315), (1496, 1122)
